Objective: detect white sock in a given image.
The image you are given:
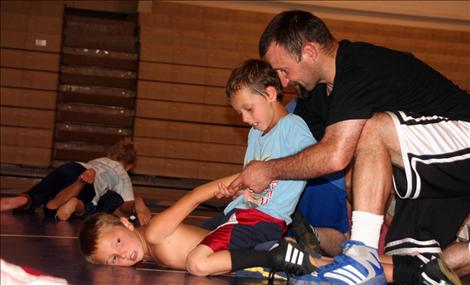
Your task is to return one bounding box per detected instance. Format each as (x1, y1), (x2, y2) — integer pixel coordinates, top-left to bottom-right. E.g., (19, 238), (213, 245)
(350, 210), (384, 249)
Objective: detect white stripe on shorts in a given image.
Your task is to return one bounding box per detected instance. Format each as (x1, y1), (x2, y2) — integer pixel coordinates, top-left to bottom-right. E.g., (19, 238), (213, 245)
(387, 111), (470, 199)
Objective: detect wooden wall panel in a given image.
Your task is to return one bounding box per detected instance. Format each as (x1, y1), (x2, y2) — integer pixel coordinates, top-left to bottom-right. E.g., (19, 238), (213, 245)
(0, 30), (62, 53)
(140, 43), (255, 69)
(137, 81), (228, 106)
(0, 12), (63, 34)
(0, 87), (56, 110)
(0, 126), (53, 148)
(1, 107), (55, 129)
(140, 26), (259, 53)
(139, 62), (231, 87)
(0, 2), (62, 168)
(135, 156), (241, 181)
(134, 119), (248, 146)
(1, 49), (60, 72)
(1, 68), (58, 91)
(134, 137), (245, 165)
(136, 99), (242, 126)
(0, 145), (51, 167)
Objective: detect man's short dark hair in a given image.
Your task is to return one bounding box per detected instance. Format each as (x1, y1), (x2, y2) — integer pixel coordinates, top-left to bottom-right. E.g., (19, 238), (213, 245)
(259, 10), (334, 60)
(225, 59), (284, 101)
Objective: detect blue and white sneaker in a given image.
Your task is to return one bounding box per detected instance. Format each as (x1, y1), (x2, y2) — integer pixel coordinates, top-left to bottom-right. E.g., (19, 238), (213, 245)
(314, 240), (386, 285)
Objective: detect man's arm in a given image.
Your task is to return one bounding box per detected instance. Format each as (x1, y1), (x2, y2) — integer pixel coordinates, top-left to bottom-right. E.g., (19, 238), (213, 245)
(145, 173), (239, 244)
(228, 119), (366, 193)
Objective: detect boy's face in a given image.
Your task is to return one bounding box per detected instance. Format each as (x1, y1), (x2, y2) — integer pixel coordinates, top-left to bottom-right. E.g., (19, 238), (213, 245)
(231, 86), (276, 133)
(92, 219), (145, 266)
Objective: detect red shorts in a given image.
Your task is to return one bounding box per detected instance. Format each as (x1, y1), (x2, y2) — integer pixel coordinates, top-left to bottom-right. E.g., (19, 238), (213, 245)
(200, 208), (287, 252)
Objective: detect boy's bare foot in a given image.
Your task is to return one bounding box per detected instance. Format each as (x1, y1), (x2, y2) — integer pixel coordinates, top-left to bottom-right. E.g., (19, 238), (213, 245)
(0, 196), (28, 211)
(56, 198), (79, 221)
(79, 168), (96, 184)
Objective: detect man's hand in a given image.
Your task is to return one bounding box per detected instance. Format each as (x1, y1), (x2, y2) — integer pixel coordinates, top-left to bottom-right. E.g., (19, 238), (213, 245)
(227, 160), (272, 194)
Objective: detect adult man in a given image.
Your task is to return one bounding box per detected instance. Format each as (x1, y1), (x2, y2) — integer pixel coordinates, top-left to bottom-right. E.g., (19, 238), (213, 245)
(227, 10), (470, 284)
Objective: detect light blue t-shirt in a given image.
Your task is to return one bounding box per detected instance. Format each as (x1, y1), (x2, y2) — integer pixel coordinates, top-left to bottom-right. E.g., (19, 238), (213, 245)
(224, 114), (316, 224)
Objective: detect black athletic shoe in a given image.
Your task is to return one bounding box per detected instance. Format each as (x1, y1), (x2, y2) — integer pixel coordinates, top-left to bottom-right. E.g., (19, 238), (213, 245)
(417, 254), (462, 285)
(290, 211), (321, 256)
(270, 238), (317, 276)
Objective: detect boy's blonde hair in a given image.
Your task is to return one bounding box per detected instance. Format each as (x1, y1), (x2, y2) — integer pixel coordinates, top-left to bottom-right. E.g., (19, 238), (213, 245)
(107, 137), (137, 166)
(78, 213), (122, 264)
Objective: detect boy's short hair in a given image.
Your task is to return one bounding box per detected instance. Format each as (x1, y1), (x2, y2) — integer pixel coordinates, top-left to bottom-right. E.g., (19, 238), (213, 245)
(107, 137), (137, 166)
(225, 59), (284, 101)
(78, 213), (122, 264)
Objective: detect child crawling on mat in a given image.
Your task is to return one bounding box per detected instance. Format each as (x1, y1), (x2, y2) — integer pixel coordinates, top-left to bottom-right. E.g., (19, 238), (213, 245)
(1, 138), (151, 225)
(78, 59), (321, 276)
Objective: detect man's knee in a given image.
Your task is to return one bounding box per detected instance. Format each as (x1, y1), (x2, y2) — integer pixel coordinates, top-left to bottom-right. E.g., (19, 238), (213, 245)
(443, 242), (470, 275)
(356, 113), (400, 157)
(359, 113), (394, 142)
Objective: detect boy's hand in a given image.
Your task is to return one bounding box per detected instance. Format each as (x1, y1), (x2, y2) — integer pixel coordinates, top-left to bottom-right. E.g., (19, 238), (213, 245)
(215, 182), (235, 199)
(79, 168), (96, 184)
(136, 207), (152, 226)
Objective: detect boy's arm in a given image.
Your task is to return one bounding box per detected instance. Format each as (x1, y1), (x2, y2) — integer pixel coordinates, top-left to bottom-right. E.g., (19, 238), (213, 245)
(145, 173), (239, 244)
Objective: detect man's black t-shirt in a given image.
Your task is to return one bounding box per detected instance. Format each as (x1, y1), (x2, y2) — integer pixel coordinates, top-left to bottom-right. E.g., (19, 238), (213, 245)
(295, 40), (470, 135)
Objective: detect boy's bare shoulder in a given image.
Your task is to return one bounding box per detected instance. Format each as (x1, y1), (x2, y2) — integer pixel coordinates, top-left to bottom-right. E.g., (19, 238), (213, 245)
(146, 223), (207, 270)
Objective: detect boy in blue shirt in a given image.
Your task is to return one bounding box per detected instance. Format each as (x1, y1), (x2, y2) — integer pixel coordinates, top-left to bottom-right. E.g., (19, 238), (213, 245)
(190, 58), (316, 272)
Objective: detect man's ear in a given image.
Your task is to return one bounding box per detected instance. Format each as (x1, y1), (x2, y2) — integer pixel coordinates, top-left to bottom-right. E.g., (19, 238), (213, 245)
(120, 217), (134, 231)
(264, 86), (278, 102)
(302, 42), (319, 62)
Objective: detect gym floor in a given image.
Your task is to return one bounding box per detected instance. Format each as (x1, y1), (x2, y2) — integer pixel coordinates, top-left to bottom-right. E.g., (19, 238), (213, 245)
(0, 209), (289, 285)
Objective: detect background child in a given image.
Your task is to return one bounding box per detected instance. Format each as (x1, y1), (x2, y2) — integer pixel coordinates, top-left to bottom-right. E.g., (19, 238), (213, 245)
(1, 138), (151, 225)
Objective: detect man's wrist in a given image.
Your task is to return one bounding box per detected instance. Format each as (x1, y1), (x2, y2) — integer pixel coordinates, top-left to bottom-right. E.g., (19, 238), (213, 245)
(265, 159), (278, 180)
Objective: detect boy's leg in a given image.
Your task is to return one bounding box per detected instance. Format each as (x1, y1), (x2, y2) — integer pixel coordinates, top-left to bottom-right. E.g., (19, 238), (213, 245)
(186, 245), (232, 276)
(56, 197), (85, 221)
(187, 238), (318, 276)
(95, 191), (124, 214)
(24, 162), (87, 210)
(45, 168), (95, 210)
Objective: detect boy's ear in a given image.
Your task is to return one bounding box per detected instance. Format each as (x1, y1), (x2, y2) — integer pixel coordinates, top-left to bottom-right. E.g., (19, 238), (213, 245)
(265, 86), (277, 102)
(120, 217), (135, 231)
